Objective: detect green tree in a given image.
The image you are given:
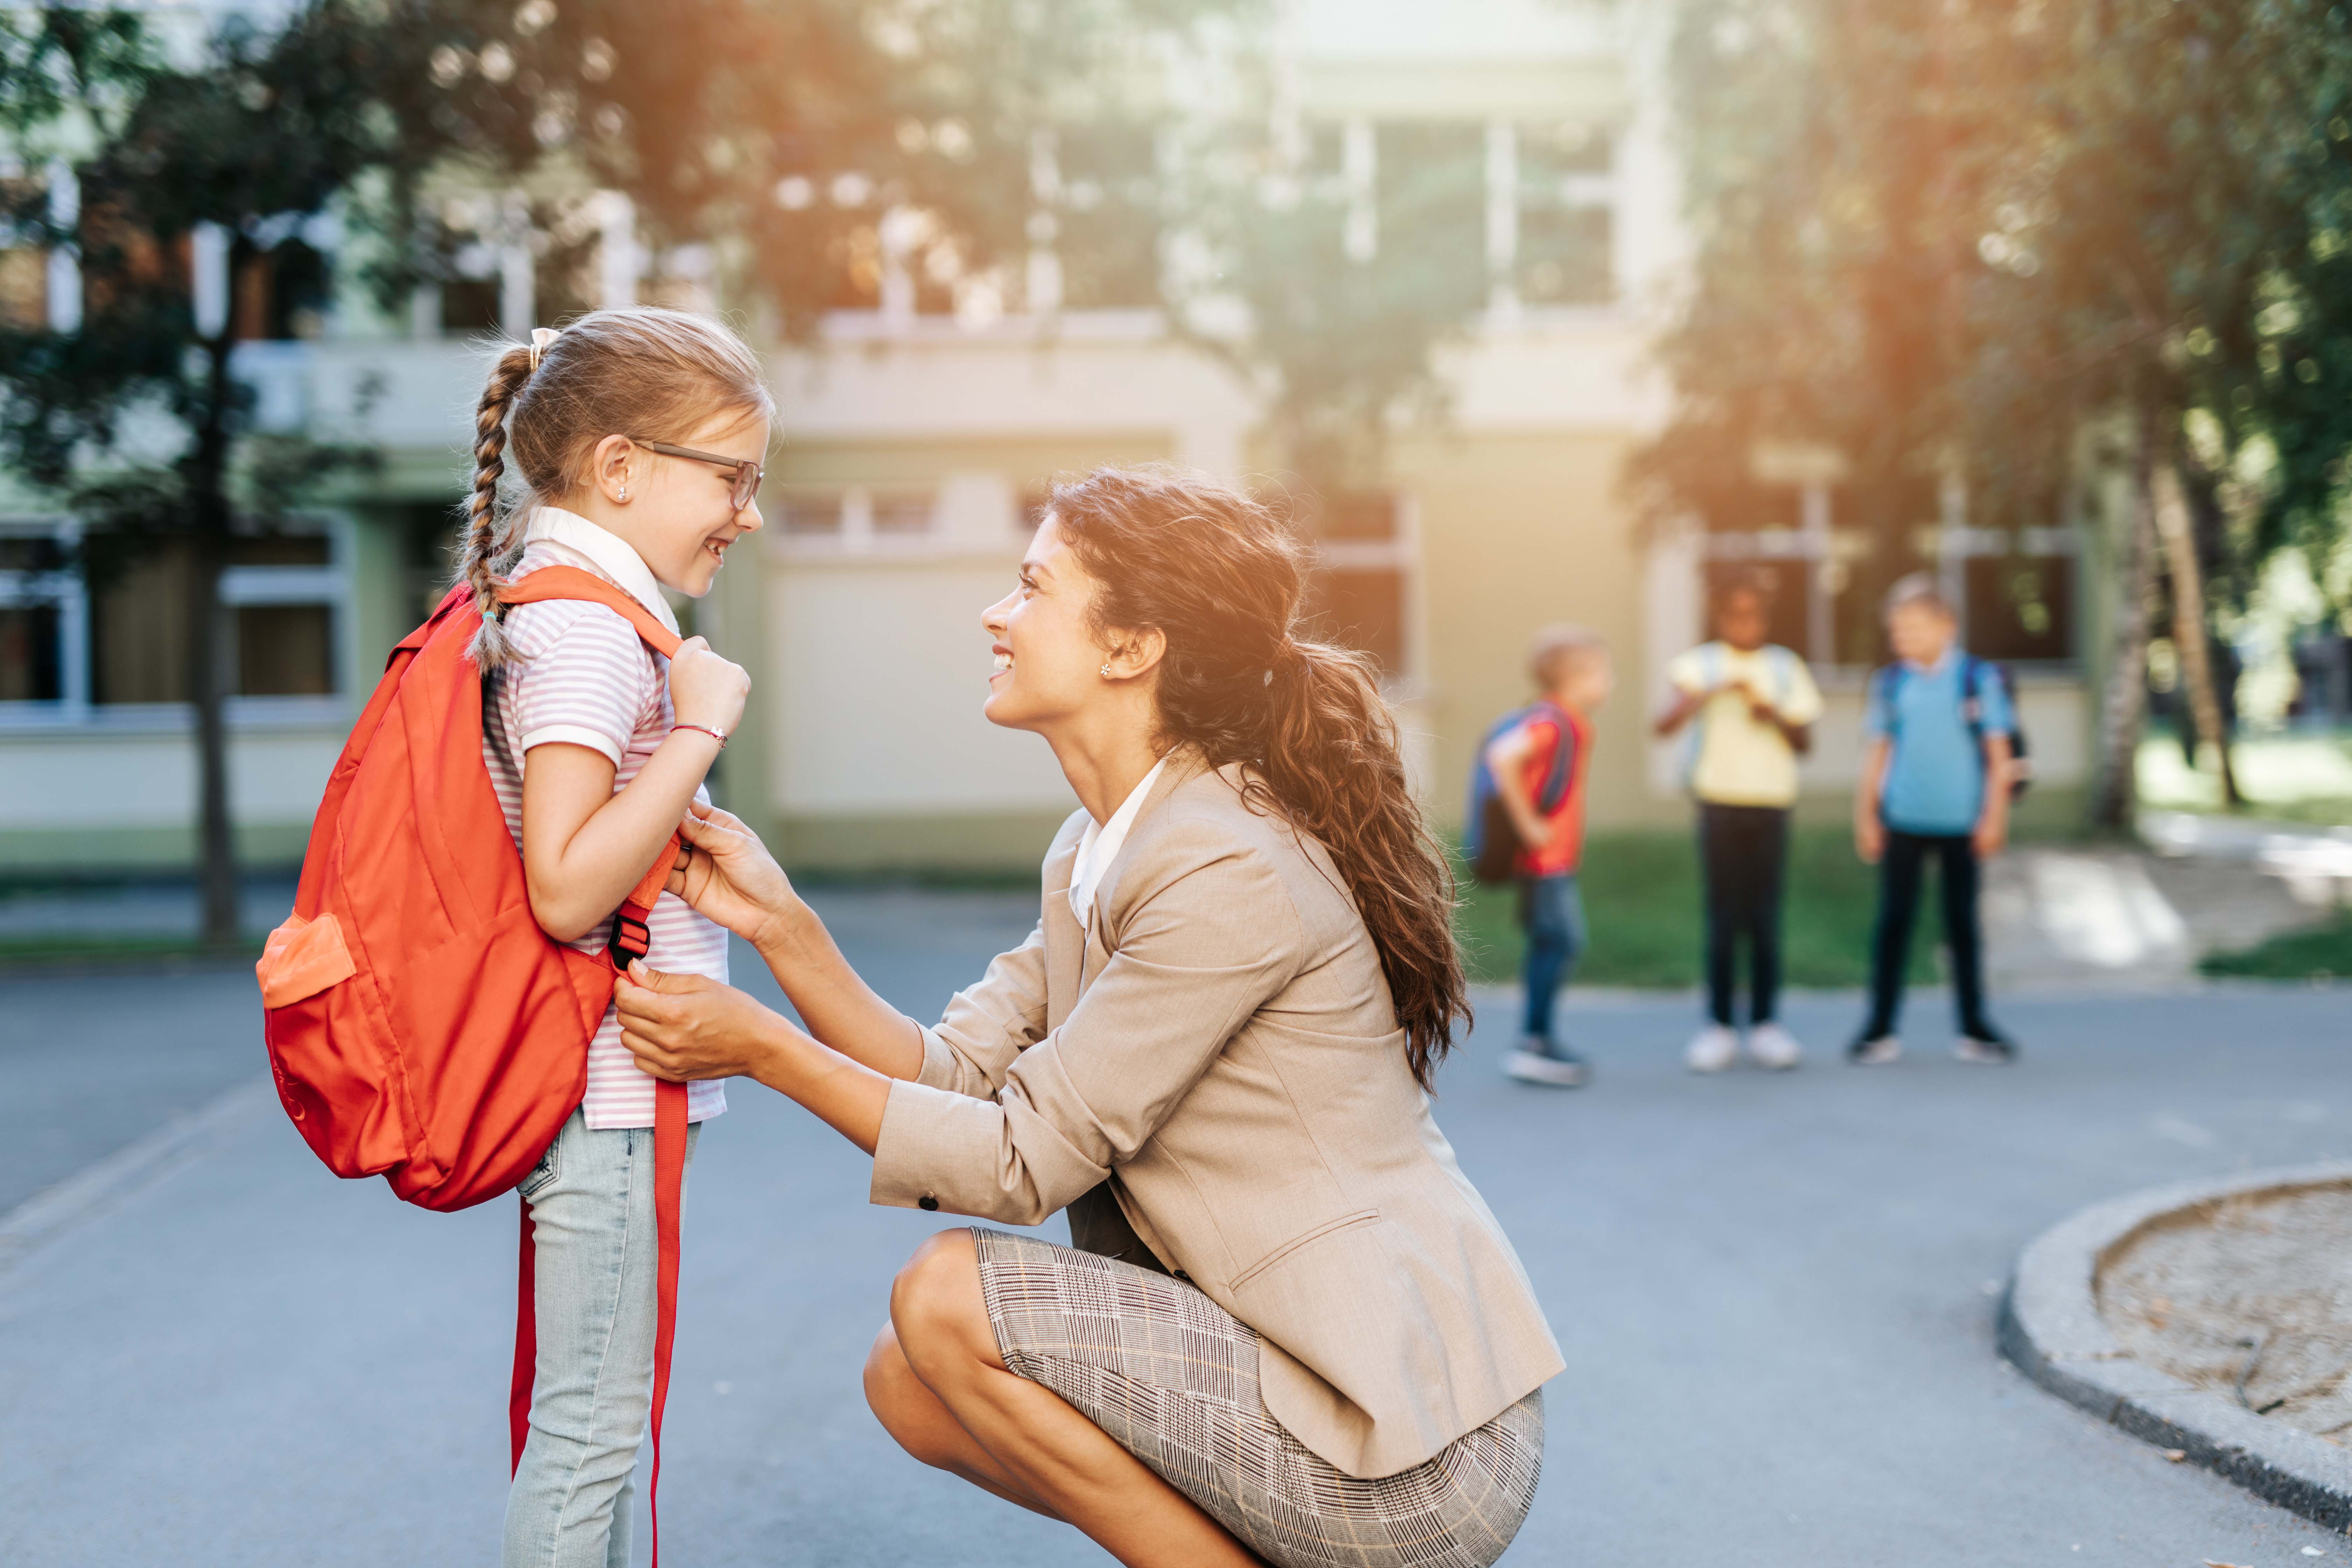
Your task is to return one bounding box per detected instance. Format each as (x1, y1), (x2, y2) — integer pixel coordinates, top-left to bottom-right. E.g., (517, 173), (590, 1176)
(1642, 0), (2352, 829)
(0, 7), (434, 945)
(0, 0), (1235, 944)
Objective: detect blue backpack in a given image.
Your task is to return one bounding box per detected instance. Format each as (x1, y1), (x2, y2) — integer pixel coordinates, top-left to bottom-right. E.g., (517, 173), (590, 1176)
(1872, 654), (2032, 799)
(1466, 702), (1578, 885)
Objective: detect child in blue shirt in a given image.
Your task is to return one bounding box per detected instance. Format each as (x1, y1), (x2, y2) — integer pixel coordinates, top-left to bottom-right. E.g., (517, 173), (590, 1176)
(1850, 576), (2018, 1064)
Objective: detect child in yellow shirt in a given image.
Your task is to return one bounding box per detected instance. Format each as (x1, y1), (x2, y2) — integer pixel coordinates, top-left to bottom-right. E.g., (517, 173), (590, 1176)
(1654, 571), (1822, 1072)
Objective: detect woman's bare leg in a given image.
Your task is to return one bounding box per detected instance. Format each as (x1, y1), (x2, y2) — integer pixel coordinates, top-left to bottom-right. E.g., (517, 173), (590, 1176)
(864, 1321), (1061, 1518)
(881, 1230), (1264, 1568)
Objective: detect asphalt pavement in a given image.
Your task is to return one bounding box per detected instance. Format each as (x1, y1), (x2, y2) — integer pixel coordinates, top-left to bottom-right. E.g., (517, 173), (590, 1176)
(2, 887), (2348, 1566)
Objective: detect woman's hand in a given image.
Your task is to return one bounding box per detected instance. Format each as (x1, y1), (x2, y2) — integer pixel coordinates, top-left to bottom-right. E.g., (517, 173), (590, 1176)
(617, 960), (894, 1154)
(668, 799), (799, 948)
(615, 961), (786, 1083)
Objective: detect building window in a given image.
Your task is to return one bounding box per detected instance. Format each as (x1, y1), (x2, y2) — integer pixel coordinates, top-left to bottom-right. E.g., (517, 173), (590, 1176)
(1965, 550), (2074, 664)
(0, 243), (44, 327)
(440, 276), (502, 335)
(90, 540), (191, 704)
(771, 488), (948, 554)
(233, 239), (331, 342)
(0, 530), (74, 703)
(0, 520), (346, 720)
(237, 603), (336, 695)
(1377, 122), (1488, 311)
(780, 493), (845, 536)
(1515, 122), (1613, 306)
(871, 492), (935, 536)
(1697, 479), (2078, 670)
(1296, 492), (1420, 684)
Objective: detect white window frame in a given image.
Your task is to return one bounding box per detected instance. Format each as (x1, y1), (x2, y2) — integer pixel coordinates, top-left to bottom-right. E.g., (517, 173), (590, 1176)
(1697, 478), (2082, 673)
(1484, 116), (1621, 322)
(0, 512), (353, 733)
(0, 517), (89, 722)
(1306, 493), (1427, 701)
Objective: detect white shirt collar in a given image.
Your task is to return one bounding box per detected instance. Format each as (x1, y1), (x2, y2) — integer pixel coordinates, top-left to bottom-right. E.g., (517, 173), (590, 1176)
(1068, 755), (1171, 931)
(522, 506), (679, 636)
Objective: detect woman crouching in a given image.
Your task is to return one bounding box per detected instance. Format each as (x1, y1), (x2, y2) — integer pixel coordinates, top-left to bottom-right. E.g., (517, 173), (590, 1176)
(612, 465), (1564, 1567)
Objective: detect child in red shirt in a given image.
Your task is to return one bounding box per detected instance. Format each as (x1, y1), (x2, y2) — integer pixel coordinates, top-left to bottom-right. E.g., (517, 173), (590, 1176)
(1484, 627), (1610, 1086)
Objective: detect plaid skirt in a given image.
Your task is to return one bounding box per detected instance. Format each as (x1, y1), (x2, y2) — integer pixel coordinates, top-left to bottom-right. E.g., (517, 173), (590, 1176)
(972, 1228), (1544, 1568)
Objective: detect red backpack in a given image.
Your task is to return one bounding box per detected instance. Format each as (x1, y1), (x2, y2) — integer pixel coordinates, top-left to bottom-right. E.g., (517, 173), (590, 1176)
(257, 566), (691, 1562)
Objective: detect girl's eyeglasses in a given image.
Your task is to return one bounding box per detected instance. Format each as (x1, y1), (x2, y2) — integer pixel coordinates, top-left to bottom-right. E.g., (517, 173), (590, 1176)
(625, 438), (766, 512)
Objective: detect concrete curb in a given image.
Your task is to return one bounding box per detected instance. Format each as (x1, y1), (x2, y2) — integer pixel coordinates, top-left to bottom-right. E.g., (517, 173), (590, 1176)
(0, 1075), (271, 1280)
(2000, 1161), (2352, 1531)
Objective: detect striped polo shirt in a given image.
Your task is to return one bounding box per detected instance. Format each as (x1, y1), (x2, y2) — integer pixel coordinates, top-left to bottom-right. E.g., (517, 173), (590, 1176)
(481, 508), (728, 1130)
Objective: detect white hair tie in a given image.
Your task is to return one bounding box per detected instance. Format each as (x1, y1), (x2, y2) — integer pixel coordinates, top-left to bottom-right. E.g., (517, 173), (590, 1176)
(527, 326), (560, 372)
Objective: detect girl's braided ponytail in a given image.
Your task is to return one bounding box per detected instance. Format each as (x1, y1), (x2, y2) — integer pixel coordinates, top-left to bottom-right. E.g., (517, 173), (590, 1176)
(461, 342), (538, 668)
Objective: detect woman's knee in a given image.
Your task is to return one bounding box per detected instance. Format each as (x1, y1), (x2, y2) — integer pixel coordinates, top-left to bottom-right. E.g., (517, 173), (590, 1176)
(888, 1229), (992, 1380)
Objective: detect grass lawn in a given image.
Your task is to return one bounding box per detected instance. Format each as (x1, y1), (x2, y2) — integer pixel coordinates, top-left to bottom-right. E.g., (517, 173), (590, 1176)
(2139, 725), (2352, 827)
(1453, 826), (1941, 990)
(2198, 912), (2352, 981)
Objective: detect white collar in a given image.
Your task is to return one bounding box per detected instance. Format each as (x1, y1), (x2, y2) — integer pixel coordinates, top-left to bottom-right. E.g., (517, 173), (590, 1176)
(1068, 755), (1171, 931)
(522, 506), (679, 636)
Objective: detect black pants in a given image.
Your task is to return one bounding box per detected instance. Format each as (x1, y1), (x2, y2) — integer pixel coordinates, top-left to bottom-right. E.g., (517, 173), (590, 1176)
(1863, 830), (1990, 1038)
(1698, 804), (1789, 1027)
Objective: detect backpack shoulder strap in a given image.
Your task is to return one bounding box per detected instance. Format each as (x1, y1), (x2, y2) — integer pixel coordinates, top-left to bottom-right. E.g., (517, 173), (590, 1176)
(495, 565), (684, 659)
(1535, 701), (1578, 813)
(1874, 663), (1904, 737)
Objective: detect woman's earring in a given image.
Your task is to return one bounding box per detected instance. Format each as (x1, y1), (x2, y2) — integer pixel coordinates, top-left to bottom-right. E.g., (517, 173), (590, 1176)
(1100, 662), (1113, 678)
(617, 484), (629, 503)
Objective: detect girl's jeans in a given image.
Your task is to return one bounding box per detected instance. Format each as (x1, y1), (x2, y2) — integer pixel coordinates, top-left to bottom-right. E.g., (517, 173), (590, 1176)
(503, 1107), (700, 1568)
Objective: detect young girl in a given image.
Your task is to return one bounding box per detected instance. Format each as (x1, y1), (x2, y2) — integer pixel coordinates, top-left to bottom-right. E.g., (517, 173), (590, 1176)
(458, 307), (771, 1567)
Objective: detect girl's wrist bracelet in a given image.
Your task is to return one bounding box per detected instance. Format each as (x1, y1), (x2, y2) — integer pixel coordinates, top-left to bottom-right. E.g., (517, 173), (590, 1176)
(671, 723), (728, 750)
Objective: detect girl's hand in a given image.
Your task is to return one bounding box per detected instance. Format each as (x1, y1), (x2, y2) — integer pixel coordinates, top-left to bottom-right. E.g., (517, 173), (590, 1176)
(668, 636), (750, 734)
(616, 961), (782, 1082)
(667, 800), (800, 948)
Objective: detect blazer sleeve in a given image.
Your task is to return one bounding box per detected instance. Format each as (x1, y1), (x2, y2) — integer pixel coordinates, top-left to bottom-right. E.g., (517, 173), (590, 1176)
(870, 828), (1307, 1225)
(915, 920), (1051, 1100)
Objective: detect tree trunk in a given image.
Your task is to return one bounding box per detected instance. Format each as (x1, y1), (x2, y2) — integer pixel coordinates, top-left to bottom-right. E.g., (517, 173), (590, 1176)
(189, 331), (239, 948)
(2149, 458), (2241, 807)
(2087, 409), (2160, 832)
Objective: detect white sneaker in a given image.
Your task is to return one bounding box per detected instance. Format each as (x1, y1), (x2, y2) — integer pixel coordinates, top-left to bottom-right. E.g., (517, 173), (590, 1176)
(1746, 1022), (1803, 1070)
(1848, 1033), (1903, 1065)
(1684, 1024), (1739, 1073)
(1504, 1040), (1590, 1088)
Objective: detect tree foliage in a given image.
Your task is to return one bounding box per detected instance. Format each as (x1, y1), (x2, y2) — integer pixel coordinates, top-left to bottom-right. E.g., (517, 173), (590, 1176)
(1642, 0), (2352, 819)
(0, 0), (1239, 941)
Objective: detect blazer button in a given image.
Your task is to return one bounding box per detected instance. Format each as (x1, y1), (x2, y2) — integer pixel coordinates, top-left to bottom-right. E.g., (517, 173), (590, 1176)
(918, 1195), (939, 1212)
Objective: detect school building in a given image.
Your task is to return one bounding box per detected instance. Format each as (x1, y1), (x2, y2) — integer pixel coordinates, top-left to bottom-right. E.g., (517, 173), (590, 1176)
(0, 0), (2095, 880)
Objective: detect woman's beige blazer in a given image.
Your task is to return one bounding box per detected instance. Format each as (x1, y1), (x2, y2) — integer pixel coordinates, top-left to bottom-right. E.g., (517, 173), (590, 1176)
(869, 750), (1565, 1479)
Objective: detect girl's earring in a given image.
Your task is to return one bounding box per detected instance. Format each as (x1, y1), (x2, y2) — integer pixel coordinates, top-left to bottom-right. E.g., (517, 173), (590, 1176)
(617, 485), (628, 503)
(1100, 662), (1113, 678)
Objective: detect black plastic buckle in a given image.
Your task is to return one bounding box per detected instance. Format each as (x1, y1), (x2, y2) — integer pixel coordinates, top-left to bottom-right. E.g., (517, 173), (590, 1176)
(608, 910), (651, 968)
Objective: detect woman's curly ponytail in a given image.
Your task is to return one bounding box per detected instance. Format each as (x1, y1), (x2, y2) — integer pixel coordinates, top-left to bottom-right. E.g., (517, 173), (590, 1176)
(1050, 465), (1472, 1091)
